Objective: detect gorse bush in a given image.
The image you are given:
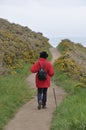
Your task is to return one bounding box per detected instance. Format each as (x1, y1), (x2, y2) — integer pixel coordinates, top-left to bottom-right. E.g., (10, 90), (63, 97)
(56, 39), (86, 86)
(0, 18), (50, 75)
(54, 55), (84, 80)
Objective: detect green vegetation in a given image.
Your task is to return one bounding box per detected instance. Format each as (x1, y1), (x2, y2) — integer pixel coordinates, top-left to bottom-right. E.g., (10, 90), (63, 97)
(51, 39), (86, 130)
(57, 39), (86, 86)
(0, 63), (35, 130)
(0, 18), (50, 75)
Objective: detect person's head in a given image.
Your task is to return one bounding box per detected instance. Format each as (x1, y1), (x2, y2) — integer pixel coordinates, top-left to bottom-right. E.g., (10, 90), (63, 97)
(40, 51), (48, 58)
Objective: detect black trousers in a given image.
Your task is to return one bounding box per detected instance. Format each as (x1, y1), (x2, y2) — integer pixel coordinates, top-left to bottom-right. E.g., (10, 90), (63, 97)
(37, 88), (48, 106)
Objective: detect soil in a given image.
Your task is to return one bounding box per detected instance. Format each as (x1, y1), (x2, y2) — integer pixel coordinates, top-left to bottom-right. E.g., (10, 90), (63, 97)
(4, 47), (66, 130)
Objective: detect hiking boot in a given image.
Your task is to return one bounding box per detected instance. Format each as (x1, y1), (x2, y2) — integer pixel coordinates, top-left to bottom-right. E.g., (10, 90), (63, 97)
(42, 105), (47, 109)
(38, 100), (42, 110)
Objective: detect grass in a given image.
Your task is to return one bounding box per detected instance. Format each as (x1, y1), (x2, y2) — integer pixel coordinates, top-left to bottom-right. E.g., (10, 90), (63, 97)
(51, 41), (86, 130)
(51, 70), (86, 130)
(0, 48), (52, 130)
(0, 63), (34, 130)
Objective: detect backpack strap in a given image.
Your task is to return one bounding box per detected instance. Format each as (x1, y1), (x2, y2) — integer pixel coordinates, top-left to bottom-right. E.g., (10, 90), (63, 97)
(38, 61), (47, 69)
(38, 61), (42, 69)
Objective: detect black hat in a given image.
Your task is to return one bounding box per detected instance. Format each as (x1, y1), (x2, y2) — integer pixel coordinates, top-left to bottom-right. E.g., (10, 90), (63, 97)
(40, 51), (48, 58)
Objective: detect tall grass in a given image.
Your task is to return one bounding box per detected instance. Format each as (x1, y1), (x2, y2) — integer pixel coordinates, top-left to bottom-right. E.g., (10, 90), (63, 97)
(51, 70), (86, 130)
(0, 63), (34, 130)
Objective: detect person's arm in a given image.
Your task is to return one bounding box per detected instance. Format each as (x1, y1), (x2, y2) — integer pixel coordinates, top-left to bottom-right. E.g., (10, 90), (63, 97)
(31, 62), (39, 73)
(47, 62), (54, 77)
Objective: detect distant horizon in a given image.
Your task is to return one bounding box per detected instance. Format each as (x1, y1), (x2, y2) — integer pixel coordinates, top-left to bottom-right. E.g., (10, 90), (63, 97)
(2, 17), (86, 39)
(49, 36), (86, 47)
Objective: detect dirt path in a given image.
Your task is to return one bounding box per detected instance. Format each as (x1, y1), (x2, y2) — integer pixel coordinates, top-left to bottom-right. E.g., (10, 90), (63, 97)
(4, 47), (66, 130)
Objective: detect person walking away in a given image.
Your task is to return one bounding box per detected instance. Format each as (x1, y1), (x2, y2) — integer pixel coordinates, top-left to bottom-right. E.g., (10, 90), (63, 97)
(31, 51), (54, 109)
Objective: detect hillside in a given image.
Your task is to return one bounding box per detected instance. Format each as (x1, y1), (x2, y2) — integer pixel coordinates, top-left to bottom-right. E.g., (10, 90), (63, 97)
(51, 41), (86, 130)
(0, 18), (50, 75)
(54, 39), (86, 87)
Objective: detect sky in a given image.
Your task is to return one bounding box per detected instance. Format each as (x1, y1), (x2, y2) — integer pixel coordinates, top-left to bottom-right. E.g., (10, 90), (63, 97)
(0, 0), (86, 39)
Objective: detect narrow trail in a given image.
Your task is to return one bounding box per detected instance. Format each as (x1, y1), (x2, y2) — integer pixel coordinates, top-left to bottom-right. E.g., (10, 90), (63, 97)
(4, 47), (66, 130)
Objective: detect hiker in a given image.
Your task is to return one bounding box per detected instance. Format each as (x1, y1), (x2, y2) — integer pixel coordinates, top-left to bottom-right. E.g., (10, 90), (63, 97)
(31, 51), (54, 109)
